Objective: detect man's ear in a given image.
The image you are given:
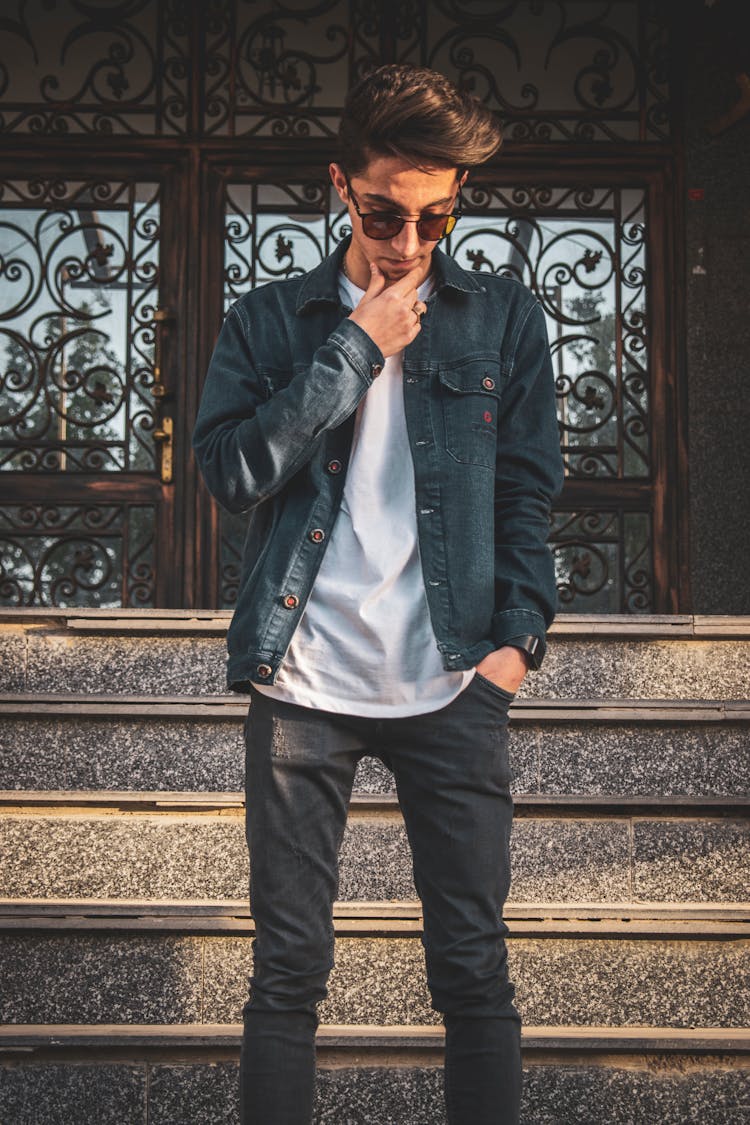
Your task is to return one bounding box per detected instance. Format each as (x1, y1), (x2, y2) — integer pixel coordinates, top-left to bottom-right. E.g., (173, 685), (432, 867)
(329, 162), (348, 203)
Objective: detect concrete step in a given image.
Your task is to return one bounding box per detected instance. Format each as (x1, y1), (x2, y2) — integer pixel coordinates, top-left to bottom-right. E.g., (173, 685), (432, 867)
(4, 787), (748, 813)
(1, 805), (748, 904)
(0, 919), (748, 1028)
(2, 695), (749, 799)
(2, 612), (750, 699)
(1, 1025), (748, 1125)
(3, 898), (748, 935)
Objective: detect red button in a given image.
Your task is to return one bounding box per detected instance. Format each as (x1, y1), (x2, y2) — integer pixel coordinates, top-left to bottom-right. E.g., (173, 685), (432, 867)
(484, 410), (493, 423)
(482, 376), (495, 390)
(309, 528), (325, 542)
(257, 664), (272, 678)
(326, 459), (342, 474)
(283, 594), (299, 609)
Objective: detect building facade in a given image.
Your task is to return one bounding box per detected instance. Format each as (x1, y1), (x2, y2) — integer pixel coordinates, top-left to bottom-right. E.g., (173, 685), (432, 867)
(1, 0), (748, 614)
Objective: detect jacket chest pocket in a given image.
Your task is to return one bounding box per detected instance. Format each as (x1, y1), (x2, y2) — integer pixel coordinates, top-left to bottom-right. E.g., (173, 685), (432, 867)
(437, 358), (508, 468)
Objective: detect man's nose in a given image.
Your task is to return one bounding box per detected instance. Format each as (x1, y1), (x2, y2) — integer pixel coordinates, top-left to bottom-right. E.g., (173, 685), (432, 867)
(389, 220), (423, 259)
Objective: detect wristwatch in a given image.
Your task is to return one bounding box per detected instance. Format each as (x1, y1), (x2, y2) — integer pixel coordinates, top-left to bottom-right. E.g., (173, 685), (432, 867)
(504, 634), (542, 670)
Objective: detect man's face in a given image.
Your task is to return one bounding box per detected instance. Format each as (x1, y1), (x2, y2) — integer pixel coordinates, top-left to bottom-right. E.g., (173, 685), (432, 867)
(329, 154), (466, 288)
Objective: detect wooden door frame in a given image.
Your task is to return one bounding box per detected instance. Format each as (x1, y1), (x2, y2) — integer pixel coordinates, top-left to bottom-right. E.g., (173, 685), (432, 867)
(0, 146), (192, 607)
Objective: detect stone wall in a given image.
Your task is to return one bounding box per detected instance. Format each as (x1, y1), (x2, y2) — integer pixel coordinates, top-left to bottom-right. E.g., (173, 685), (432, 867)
(683, 25), (750, 612)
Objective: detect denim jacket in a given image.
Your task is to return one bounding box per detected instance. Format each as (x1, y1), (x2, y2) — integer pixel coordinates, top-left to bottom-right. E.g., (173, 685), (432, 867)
(192, 233), (564, 693)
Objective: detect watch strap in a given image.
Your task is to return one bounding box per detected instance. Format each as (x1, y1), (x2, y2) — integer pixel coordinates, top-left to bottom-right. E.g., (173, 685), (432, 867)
(504, 633), (542, 670)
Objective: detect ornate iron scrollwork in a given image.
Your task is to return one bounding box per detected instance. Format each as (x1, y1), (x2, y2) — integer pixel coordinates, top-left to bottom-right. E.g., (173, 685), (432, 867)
(203, 0), (381, 137)
(455, 182), (649, 480)
(0, 0), (190, 135)
(0, 1), (672, 613)
(551, 509), (652, 613)
(199, 1), (670, 141)
(390, 0), (669, 144)
(0, 177), (161, 473)
(0, 503), (156, 607)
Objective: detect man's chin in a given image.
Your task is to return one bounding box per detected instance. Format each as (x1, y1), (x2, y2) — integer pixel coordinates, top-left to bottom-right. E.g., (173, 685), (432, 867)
(380, 258), (429, 284)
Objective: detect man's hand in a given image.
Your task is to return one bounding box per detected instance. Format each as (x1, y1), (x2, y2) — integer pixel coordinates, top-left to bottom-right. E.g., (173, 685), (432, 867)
(347, 261), (427, 357)
(475, 646), (529, 694)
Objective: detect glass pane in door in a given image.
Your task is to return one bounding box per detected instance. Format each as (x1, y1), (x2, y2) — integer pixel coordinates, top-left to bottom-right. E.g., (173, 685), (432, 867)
(0, 178), (161, 472)
(0, 176), (163, 606)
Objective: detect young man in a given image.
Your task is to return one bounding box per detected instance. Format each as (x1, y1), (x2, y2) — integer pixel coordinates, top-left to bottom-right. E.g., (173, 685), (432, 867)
(193, 63), (564, 1125)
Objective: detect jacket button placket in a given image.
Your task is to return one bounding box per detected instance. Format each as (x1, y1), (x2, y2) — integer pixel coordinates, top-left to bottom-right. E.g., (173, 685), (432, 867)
(404, 353), (450, 637)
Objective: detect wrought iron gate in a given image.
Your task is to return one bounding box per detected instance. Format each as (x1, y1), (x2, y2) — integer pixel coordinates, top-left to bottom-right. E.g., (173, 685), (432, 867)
(0, 0), (686, 612)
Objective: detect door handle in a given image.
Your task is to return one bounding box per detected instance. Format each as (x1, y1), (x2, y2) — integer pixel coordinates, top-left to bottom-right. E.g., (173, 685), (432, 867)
(151, 307), (176, 483)
(153, 416), (174, 484)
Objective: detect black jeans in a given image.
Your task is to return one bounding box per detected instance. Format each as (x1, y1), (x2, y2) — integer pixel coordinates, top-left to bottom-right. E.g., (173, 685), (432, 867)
(239, 672), (522, 1124)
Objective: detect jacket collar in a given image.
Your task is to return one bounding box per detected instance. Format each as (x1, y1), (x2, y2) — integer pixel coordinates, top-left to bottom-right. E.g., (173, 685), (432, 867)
(295, 232), (485, 315)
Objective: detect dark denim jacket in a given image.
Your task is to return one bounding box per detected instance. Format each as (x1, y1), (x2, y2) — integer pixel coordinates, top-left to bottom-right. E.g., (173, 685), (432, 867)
(192, 233), (564, 693)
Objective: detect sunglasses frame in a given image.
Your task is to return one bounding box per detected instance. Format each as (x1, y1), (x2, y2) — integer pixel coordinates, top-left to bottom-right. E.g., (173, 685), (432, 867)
(343, 172), (464, 242)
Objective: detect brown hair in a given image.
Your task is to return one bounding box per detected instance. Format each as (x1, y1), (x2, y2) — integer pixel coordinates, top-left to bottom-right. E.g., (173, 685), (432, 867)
(336, 63), (503, 179)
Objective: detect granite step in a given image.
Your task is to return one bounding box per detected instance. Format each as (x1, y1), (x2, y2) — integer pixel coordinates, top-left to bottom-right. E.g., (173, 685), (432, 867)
(1, 1025), (748, 1125)
(2, 696), (749, 799)
(2, 610), (748, 1121)
(0, 921), (748, 1028)
(1, 805), (748, 905)
(1, 612), (749, 700)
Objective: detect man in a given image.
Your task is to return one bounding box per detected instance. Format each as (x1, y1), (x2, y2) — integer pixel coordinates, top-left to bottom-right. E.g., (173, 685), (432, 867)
(192, 63), (564, 1125)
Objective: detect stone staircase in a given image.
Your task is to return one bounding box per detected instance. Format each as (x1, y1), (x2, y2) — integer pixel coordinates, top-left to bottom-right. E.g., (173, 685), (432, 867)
(0, 609), (748, 1124)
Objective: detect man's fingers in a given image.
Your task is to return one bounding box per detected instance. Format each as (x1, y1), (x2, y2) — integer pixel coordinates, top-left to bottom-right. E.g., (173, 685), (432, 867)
(361, 260), (386, 301)
(387, 263), (425, 294)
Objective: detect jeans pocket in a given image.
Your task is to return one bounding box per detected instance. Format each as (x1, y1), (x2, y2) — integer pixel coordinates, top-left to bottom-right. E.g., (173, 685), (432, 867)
(473, 670), (516, 704)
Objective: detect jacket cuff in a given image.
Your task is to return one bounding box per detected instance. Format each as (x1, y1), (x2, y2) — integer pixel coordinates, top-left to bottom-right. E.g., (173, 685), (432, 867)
(490, 609), (548, 669)
(328, 318), (385, 385)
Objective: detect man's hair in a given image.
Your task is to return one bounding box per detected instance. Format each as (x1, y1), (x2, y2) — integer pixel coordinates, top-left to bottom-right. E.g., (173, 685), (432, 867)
(336, 63), (503, 179)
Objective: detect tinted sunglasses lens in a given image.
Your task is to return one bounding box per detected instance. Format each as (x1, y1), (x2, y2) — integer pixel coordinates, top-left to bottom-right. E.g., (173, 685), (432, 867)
(417, 214), (451, 240)
(360, 212), (458, 240)
(362, 214), (404, 239)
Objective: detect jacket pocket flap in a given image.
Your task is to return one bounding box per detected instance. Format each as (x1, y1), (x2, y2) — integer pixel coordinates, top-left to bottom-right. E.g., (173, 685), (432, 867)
(437, 357), (508, 396)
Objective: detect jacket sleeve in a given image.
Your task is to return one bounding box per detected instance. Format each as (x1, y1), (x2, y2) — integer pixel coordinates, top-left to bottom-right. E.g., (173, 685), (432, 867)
(191, 300), (385, 514)
(491, 298), (565, 667)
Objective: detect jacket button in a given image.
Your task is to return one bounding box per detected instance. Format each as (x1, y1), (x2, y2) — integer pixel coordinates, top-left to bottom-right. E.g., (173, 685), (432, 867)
(326, 459), (342, 474)
(371, 363), (383, 377)
(283, 593), (299, 609)
(309, 528), (325, 543)
(257, 664), (272, 678)
(482, 376), (495, 390)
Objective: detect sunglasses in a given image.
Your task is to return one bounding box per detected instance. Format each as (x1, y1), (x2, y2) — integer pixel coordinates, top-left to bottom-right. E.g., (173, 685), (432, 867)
(344, 174), (463, 242)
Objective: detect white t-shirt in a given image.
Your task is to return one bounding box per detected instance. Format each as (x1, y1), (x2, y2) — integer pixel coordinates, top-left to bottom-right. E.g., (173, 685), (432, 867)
(253, 268), (475, 716)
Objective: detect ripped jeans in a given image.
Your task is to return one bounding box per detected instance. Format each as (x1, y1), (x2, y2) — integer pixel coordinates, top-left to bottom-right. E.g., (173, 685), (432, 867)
(240, 672), (522, 1124)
